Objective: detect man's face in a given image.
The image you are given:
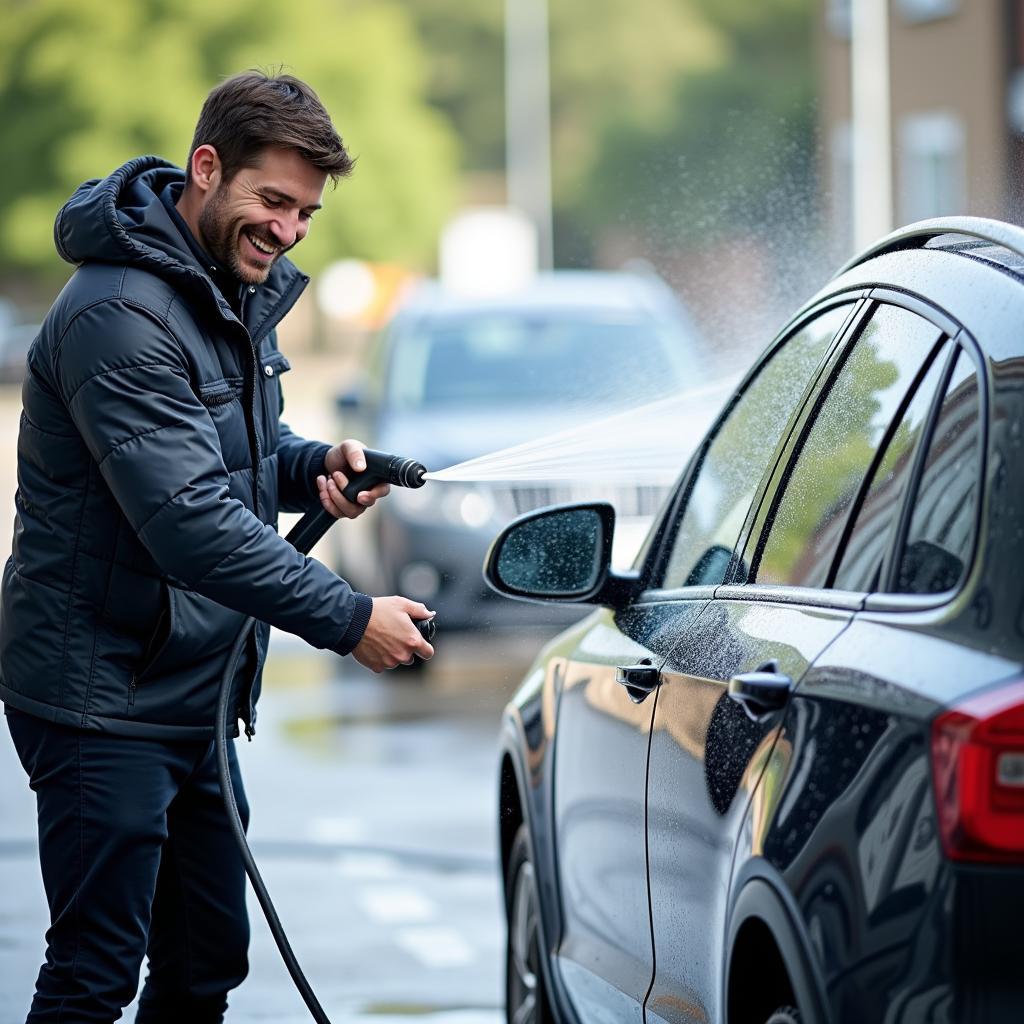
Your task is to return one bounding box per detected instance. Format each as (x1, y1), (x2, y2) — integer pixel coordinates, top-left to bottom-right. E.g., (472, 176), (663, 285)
(197, 147), (327, 285)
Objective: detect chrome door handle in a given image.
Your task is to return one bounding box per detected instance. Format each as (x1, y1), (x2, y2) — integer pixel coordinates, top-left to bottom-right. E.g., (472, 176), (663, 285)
(615, 659), (661, 704)
(727, 660), (793, 721)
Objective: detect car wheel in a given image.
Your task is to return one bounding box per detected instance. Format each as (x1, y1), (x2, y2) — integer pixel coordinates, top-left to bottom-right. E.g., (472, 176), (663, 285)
(506, 824), (554, 1024)
(764, 1008), (801, 1024)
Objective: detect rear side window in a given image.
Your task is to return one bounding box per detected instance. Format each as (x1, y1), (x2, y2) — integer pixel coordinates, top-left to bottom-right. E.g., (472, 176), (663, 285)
(896, 349), (981, 594)
(756, 305), (942, 588)
(832, 343), (951, 591)
(661, 303), (852, 589)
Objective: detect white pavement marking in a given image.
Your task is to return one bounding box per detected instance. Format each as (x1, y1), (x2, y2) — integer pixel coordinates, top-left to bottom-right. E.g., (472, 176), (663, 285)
(308, 816), (368, 843)
(335, 852), (399, 879)
(394, 926), (477, 968)
(358, 885), (437, 923)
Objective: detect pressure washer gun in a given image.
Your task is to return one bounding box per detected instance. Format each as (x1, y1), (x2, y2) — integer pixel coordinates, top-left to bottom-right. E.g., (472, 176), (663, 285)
(285, 448), (436, 644)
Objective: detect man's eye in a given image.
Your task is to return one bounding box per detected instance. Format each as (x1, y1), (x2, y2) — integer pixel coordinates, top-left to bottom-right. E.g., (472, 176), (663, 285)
(263, 197), (281, 208)
(300, 212), (315, 222)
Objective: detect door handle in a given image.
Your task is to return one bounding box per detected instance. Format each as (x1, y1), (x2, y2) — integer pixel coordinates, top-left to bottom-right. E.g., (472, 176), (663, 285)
(727, 660), (793, 721)
(615, 659), (661, 704)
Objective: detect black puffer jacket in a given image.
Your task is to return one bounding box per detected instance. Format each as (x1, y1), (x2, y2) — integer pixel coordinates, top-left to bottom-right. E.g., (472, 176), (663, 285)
(0, 157), (372, 739)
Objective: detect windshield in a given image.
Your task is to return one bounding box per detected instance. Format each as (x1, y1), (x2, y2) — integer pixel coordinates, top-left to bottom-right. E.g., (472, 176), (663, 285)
(385, 314), (695, 410)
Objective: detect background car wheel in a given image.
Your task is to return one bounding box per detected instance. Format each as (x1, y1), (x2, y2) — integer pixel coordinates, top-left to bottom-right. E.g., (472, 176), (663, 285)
(764, 1008), (801, 1024)
(506, 824), (554, 1024)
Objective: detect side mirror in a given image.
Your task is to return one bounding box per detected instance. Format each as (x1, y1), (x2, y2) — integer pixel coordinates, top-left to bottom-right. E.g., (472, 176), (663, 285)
(484, 503), (616, 603)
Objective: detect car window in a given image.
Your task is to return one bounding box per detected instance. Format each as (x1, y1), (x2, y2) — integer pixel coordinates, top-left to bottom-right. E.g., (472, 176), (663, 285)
(755, 304), (942, 589)
(896, 349), (981, 594)
(832, 342), (951, 591)
(661, 303), (853, 589)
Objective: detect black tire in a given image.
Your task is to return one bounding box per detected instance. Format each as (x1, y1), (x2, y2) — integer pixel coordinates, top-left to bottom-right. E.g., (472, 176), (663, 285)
(764, 1008), (801, 1024)
(505, 824), (555, 1024)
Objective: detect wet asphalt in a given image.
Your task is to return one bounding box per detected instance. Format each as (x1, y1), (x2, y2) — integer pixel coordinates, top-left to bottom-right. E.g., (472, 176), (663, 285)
(0, 628), (554, 1023)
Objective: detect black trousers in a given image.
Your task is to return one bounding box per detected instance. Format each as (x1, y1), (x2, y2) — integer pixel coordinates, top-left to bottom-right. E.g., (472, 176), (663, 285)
(6, 708), (251, 1023)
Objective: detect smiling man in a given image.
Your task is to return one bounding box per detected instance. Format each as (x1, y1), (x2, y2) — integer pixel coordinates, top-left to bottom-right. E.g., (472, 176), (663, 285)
(0, 71), (432, 1022)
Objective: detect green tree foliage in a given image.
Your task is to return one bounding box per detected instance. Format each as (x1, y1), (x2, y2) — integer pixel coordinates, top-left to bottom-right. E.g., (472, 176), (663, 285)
(576, 0), (817, 259)
(397, 0), (813, 266)
(0, 0), (459, 278)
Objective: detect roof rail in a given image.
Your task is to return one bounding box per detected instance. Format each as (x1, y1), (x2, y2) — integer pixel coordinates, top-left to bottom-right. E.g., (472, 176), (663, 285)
(836, 216), (1024, 277)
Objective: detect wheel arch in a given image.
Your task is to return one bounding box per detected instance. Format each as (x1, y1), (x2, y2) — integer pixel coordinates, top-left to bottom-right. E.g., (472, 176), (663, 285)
(726, 873), (832, 1024)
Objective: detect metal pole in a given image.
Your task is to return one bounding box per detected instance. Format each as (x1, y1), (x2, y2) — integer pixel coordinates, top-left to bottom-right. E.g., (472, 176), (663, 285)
(505, 0), (554, 269)
(851, 0), (893, 249)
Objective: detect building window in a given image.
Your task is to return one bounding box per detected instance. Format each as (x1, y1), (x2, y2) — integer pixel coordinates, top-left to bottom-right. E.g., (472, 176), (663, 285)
(827, 0), (852, 38)
(896, 0), (958, 23)
(898, 112), (965, 223)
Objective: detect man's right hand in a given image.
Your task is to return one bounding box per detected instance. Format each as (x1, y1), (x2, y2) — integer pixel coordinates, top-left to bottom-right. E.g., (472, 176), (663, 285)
(351, 596), (435, 672)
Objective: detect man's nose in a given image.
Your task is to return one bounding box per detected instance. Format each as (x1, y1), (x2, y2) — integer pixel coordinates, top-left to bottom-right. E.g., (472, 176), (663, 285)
(269, 212), (300, 248)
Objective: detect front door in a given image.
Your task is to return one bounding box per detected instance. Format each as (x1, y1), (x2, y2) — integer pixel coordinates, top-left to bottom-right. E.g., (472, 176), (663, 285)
(552, 599), (710, 1024)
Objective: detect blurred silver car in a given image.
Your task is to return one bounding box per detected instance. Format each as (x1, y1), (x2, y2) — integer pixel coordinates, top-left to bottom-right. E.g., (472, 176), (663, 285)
(334, 269), (706, 629)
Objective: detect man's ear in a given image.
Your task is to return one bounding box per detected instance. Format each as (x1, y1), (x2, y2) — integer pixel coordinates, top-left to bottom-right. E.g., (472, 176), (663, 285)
(188, 144), (222, 195)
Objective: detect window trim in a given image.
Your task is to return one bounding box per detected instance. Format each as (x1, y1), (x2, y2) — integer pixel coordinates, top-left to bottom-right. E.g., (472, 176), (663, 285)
(642, 292), (869, 596)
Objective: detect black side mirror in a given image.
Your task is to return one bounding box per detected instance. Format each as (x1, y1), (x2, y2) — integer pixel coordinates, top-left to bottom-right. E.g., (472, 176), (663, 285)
(484, 503), (616, 603)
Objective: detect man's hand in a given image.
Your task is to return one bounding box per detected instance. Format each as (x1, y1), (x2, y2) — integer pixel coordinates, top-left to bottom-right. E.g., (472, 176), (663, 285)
(352, 597), (435, 672)
(317, 439), (391, 519)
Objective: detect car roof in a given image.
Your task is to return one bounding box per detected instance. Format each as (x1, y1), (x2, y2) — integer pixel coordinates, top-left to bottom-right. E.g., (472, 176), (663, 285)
(392, 270), (691, 324)
(782, 217), (1024, 364)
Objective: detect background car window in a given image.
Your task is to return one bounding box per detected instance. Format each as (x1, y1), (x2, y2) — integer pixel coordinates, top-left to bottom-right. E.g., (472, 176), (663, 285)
(756, 305), (942, 589)
(662, 303), (853, 589)
(832, 343), (950, 591)
(386, 315), (695, 410)
(896, 349), (980, 594)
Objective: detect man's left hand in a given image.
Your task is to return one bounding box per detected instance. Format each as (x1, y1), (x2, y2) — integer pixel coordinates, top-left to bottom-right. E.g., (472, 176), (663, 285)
(318, 439), (390, 519)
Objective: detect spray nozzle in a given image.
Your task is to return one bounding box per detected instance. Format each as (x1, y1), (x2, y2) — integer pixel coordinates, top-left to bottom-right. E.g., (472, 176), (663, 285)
(341, 449), (428, 504)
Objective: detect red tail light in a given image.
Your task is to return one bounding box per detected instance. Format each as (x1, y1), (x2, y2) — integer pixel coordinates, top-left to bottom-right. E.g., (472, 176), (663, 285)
(931, 679), (1024, 863)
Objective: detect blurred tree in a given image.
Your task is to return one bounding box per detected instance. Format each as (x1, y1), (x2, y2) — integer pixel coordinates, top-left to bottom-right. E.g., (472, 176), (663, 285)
(576, 0), (817, 260)
(0, 0), (458, 279)
(397, 0), (723, 181)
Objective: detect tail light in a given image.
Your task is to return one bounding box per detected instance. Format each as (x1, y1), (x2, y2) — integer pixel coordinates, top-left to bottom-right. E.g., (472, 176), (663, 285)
(931, 679), (1024, 863)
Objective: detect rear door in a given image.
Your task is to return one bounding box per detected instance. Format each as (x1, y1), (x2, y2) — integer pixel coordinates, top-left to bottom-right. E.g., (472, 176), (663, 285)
(643, 301), (949, 1023)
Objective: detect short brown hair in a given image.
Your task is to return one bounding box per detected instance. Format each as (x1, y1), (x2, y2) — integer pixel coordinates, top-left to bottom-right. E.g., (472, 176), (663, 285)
(187, 70), (354, 184)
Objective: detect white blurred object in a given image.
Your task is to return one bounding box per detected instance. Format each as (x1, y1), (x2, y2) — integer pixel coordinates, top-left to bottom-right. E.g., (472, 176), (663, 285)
(439, 207), (538, 298)
(317, 259), (377, 320)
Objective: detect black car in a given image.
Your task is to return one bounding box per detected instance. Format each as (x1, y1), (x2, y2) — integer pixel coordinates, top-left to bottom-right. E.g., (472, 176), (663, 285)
(487, 218), (1024, 1024)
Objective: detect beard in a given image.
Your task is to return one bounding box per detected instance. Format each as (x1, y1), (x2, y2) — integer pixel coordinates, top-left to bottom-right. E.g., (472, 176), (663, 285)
(197, 185), (282, 285)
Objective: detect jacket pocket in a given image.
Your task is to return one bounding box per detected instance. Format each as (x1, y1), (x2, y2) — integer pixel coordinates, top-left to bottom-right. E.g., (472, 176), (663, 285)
(128, 585), (175, 707)
(198, 376), (245, 407)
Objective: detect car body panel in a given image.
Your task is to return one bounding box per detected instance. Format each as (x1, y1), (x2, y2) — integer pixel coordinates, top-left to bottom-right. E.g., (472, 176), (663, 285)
(734, 612), (1024, 1021)
(552, 599), (711, 1024)
(645, 599), (853, 1023)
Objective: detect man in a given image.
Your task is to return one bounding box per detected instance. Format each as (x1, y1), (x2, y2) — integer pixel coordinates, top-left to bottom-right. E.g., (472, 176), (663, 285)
(0, 71), (433, 1022)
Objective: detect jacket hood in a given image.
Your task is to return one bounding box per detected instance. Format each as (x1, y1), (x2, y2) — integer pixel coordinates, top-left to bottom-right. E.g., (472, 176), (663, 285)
(53, 155), (305, 321)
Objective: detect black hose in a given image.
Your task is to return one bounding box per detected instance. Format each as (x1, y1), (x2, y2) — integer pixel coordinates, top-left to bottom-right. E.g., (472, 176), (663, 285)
(215, 506), (336, 1023)
(215, 502), (435, 1023)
